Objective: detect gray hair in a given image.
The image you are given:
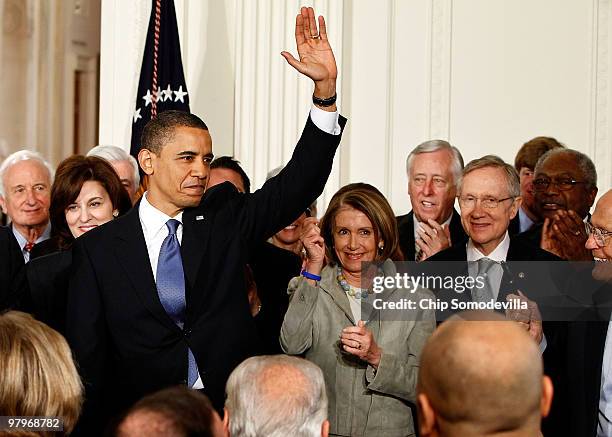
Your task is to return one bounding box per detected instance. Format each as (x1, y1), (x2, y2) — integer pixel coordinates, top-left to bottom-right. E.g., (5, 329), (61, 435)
(225, 355), (328, 437)
(458, 155), (520, 198)
(406, 140), (464, 186)
(0, 150), (54, 197)
(534, 148), (597, 190)
(87, 145), (140, 190)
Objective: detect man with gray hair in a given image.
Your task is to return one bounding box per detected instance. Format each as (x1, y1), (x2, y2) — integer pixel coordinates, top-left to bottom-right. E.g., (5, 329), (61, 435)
(224, 355), (329, 437)
(0, 150), (53, 261)
(428, 156), (559, 342)
(397, 140), (467, 261)
(87, 145), (141, 204)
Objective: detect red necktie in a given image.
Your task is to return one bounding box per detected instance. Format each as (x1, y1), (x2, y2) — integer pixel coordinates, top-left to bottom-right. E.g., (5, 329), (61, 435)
(24, 242), (35, 252)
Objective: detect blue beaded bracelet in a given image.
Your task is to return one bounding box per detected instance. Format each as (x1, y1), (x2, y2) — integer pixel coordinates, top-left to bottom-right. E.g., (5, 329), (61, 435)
(301, 269), (322, 281)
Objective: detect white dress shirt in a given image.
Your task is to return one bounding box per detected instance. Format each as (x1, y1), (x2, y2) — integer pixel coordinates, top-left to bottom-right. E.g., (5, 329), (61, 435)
(466, 232), (546, 353)
(466, 232), (511, 300)
(12, 223), (51, 262)
(139, 193), (204, 388)
(136, 106), (340, 390)
(413, 214), (454, 260)
(599, 321), (612, 436)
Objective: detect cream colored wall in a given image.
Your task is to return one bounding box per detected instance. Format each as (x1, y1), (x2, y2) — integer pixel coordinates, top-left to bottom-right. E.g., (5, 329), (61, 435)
(99, 0), (612, 214)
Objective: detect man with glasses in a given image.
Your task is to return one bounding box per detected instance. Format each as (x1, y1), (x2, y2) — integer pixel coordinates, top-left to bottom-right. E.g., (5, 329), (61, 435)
(428, 156), (559, 342)
(518, 148), (598, 260)
(397, 140), (467, 261)
(544, 189), (612, 436)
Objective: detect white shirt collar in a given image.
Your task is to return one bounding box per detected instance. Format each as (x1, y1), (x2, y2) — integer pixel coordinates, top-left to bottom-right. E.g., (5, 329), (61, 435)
(139, 192), (184, 240)
(412, 212), (453, 237)
(466, 231), (510, 262)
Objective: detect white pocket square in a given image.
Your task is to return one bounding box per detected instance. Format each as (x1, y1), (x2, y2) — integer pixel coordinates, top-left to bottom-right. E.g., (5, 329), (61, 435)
(196, 215), (204, 221)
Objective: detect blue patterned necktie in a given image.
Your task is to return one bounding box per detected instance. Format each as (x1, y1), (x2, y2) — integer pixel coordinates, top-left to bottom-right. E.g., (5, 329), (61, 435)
(156, 219), (199, 387)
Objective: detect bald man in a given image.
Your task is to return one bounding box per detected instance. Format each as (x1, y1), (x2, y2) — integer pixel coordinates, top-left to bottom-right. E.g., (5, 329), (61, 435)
(417, 311), (553, 437)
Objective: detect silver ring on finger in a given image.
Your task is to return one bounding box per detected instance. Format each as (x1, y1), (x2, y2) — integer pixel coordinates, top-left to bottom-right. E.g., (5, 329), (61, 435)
(311, 34), (320, 39)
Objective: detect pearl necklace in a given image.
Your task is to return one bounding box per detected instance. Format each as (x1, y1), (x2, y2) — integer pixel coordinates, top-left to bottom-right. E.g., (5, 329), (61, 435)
(336, 266), (370, 299)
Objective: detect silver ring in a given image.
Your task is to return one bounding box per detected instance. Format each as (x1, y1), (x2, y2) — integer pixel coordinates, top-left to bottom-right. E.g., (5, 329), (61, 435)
(311, 34), (320, 39)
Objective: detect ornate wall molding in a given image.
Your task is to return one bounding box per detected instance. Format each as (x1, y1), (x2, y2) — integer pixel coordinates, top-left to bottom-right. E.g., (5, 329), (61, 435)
(233, 0), (344, 208)
(428, 0), (452, 140)
(592, 0), (612, 190)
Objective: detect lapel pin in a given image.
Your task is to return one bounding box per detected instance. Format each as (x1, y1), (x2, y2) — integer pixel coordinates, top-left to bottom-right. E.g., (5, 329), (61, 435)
(196, 215), (204, 221)
(518, 272), (525, 279)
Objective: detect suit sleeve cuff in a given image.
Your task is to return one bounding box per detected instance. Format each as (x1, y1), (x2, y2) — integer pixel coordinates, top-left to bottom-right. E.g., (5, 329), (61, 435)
(310, 105), (341, 135)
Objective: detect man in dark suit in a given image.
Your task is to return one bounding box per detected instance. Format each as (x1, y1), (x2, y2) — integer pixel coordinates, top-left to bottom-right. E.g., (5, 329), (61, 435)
(0, 225), (27, 310)
(207, 156), (302, 354)
(517, 148), (597, 261)
(397, 140), (467, 261)
(428, 156), (561, 341)
(67, 6), (344, 432)
(544, 189), (612, 436)
(509, 136), (565, 235)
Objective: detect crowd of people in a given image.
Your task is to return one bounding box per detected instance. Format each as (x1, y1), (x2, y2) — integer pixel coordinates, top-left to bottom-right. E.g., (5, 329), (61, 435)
(0, 6), (611, 437)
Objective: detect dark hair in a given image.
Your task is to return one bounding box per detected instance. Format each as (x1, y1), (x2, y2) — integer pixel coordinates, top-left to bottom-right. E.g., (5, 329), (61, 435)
(514, 136), (565, 172)
(320, 183), (403, 265)
(117, 386), (217, 437)
(49, 155), (132, 250)
(211, 156), (251, 193)
(141, 110), (209, 155)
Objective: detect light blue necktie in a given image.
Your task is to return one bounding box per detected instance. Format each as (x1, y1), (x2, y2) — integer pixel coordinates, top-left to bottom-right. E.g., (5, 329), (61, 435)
(156, 219), (199, 387)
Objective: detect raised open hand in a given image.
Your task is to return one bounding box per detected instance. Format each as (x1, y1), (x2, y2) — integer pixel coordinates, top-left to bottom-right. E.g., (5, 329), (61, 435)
(281, 7), (337, 99)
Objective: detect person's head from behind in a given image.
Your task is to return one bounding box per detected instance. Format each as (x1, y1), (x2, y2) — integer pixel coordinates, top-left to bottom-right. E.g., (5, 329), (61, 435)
(417, 311), (553, 437)
(406, 140), (464, 224)
(224, 355), (329, 437)
(138, 110), (213, 216)
(266, 166), (317, 253)
(457, 156), (521, 256)
(0, 311), (83, 436)
(50, 155), (132, 250)
(116, 386), (225, 437)
(319, 183), (402, 280)
(87, 145), (141, 204)
(208, 156), (251, 193)
(0, 150), (54, 235)
(514, 136), (564, 222)
(533, 148), (597, 221)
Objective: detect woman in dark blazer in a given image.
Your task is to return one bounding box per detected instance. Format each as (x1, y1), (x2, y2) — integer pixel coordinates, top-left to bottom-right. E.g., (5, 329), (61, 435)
(26, 155), (131, 333)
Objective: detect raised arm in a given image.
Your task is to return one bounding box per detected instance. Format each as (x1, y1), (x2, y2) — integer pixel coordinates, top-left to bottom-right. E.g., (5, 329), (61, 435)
(281, 6), (337, 112)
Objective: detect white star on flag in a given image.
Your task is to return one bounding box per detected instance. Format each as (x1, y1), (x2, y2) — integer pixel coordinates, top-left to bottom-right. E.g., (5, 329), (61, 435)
(142, 89), (154, 107)
(161, 84), (173, 102)
(133, 108), (142, 123)
(174, 85), (188, 103)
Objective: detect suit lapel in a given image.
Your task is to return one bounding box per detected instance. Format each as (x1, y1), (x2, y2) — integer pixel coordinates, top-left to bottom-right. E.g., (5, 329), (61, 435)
(320, 269), (355, 324)
(181, 208), (212, 315)
(114, 207), (177, 331)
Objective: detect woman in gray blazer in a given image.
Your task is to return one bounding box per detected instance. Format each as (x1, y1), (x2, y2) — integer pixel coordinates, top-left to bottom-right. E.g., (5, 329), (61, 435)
(281, 183), (436, 437)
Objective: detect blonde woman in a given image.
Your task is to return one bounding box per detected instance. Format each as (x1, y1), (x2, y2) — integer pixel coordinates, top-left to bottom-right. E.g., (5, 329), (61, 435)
(0, 311), (83, 435)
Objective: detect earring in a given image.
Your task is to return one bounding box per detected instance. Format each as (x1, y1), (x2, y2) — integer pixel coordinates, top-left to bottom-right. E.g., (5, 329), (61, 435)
(113, 210), (119, 218)
(378, 242), (384, 253)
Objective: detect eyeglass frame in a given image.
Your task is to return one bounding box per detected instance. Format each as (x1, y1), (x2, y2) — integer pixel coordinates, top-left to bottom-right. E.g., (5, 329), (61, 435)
(585, 220), (612, 247)
(457, 195), (516, 209)
(532, 177), (588, 192)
